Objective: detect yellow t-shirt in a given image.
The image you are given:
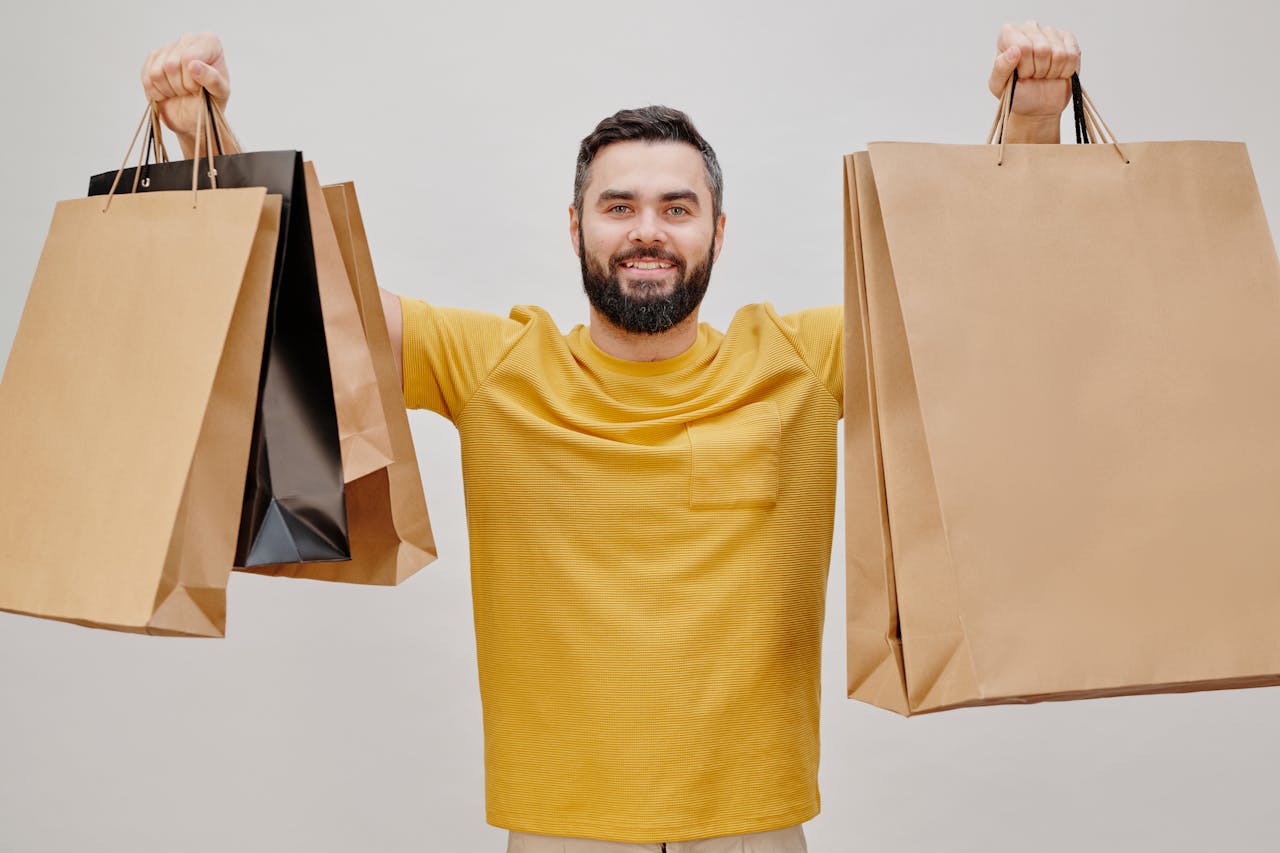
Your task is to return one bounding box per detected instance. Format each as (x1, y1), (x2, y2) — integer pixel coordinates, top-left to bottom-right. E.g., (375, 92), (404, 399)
(401, 298), (843, 843)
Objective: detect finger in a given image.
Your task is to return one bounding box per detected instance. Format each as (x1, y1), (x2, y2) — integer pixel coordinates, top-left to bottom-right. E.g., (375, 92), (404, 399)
(996, 21), (1021, 53)
(182, 31), (229, 101)
(161, 38), (191, 98)
(150, 43), (179, 99)
(145, 42), (179, 100)
(988, 45), (1021, 98)
(1024, 20), (1054, 79)
(189, 60), (229, 102)
(1063, 30), (1082, 77)
(182, 32), (225, 69)
(175, 33), (199, 95)
(149, 45), (181, 100)
(1002, 25), (1037, 79)
(1038, 24), (1072, 79)
(140, 49), (161, 101)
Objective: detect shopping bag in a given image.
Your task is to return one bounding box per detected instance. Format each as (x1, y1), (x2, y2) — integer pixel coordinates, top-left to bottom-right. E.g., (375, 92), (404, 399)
(0, 106), (280, 635)
(302, 161), (394, 484)
(87, 98), (349, 568)
(239, 181), (436, 584)
(843, 76), (1280, 714)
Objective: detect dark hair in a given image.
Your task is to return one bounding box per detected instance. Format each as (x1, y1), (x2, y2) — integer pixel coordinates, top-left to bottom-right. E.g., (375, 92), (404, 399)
(573, 105), (723, 219)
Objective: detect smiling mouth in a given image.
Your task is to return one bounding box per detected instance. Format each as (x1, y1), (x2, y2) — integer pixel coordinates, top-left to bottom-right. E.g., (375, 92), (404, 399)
(618, 260), (675, 270)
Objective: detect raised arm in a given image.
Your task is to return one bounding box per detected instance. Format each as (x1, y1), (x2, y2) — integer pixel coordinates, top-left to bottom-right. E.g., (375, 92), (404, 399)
(142, 33), (408, 392)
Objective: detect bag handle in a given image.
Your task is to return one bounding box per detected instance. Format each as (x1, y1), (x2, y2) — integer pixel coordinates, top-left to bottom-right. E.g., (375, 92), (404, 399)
(101, 91), (221, 213)
(203, 90), (238, 156)
(135, 88), (238, 184)
(136, 107), (170, 190)
(190, 86), (219, 200)
(987, 70), (1129, 166)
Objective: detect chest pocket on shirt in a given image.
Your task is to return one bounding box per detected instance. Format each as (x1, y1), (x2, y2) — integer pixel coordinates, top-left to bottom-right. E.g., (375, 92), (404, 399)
(686, 401), (780, 510)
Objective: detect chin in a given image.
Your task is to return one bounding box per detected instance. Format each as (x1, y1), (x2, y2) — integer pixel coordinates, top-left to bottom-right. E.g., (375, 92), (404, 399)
(620, 279), (676, 295)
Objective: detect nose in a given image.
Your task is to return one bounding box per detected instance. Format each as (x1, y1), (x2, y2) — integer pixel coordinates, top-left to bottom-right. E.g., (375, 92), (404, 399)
(628, 209), (667, 246)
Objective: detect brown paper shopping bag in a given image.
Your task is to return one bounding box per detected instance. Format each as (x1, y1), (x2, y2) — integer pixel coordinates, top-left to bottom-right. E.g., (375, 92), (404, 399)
(303, 161), (394, 484)
(0, 107), (280, 636)
(237, 182), (436, 584)
(844, 77), (1280, 714)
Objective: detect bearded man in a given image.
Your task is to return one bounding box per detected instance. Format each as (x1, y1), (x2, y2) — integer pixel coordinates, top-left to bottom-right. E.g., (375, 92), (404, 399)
(141, 21), (1078, 851)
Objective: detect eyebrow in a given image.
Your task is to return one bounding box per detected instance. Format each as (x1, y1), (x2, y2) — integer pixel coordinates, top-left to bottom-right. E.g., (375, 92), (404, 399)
(660, 190), (700, 205)
(596, 188), (701, 206)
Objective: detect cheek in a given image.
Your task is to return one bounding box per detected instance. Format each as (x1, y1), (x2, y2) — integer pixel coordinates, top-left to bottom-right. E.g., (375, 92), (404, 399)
(675, 231), (715, 262)
(583, 227), (625, 262)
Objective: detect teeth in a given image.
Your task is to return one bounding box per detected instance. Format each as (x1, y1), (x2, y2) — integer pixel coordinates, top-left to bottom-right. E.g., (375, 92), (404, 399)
(624, 261), (673, 270)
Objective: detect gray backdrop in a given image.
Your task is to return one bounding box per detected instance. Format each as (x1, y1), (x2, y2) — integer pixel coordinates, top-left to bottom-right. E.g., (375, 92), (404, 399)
(2, 1), (1278, 850)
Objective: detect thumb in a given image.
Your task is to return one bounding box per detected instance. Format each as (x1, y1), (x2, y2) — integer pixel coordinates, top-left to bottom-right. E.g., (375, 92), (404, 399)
(988, 46), (1020, 98)
(189, 60), (230, 103)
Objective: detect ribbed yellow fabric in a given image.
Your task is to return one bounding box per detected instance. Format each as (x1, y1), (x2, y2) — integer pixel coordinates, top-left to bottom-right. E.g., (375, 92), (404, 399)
(401, 297), (843, 843)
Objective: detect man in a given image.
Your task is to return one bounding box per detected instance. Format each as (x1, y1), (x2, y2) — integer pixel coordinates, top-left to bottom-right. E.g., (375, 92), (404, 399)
(141, 22), (1080, 852)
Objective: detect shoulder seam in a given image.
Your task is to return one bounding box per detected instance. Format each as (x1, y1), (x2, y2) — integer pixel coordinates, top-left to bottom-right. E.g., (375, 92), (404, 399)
(454, 312), (535, 421)
(765, 304), (841, 409)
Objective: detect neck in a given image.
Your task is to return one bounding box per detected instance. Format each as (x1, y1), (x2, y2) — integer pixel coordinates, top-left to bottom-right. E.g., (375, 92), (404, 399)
(588, 307), (701, 362)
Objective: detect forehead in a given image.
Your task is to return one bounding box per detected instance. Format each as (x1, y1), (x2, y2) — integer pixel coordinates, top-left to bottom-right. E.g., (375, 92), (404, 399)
(586, 140), (711, 202)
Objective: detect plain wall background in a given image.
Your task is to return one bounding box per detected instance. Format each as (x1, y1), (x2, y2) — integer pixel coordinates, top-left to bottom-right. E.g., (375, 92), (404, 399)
(3, 1), (1279, 850)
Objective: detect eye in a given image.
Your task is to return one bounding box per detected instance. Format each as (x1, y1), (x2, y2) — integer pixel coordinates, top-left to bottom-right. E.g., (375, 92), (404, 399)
(609, 204), (631, 215)
(667, 206), (688, 216)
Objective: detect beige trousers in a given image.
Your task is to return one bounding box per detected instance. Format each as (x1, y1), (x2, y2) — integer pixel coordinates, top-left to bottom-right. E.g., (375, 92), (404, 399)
(506, 824), (807, 852)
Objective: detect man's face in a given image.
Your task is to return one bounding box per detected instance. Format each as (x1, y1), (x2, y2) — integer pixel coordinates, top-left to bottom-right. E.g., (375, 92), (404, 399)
(570, 140), (725, 335)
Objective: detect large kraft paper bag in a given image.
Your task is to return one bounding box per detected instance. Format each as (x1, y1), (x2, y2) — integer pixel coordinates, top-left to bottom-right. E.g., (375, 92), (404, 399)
(238, 181), (436, 585)
(0, 186), (280, 636)
(844, 100), (1280, 714)
(302, 161), (394, 484)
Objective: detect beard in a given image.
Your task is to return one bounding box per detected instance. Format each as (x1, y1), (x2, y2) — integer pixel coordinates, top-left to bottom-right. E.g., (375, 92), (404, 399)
(579, 224), (715, 335)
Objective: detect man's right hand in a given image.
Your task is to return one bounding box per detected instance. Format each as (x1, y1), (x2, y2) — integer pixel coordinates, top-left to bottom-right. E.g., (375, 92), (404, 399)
(140, 33), (233, 158)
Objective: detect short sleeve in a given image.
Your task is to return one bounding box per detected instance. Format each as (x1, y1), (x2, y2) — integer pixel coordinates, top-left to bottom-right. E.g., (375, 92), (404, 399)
(774, 305), (844, 416)
(399, 296), (527, 422)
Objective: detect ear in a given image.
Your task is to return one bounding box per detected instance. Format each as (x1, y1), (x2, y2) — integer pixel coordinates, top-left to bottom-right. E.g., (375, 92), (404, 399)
(568, 205), (581, 258)
(711, 212), (727, 263)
